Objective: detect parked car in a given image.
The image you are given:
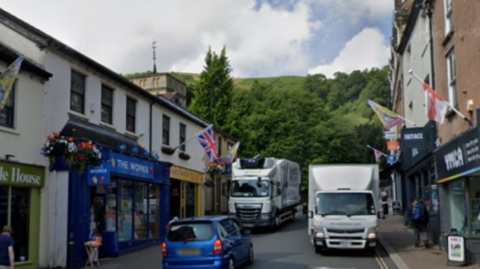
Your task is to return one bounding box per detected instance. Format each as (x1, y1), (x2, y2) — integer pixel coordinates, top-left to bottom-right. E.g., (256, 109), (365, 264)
(162, 215), (254, 269)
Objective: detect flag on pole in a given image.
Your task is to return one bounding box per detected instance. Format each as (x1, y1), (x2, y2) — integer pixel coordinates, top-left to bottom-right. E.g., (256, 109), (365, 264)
(0, 56), (24, 112)
(423, 83), (449, 124)
(220, 141), (240, 164)
(367, 145), (387, 163)
(367, 99), (404, 130)
(197, 126), (218, 162)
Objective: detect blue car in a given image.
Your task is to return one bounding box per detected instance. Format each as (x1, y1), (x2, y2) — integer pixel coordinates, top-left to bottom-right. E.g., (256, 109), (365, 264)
(162, 215), (254, 269)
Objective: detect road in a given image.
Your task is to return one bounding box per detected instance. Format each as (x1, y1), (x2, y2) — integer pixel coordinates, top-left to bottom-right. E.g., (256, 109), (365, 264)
(248, 212), (397, 269)
(95, 212), (398, 269)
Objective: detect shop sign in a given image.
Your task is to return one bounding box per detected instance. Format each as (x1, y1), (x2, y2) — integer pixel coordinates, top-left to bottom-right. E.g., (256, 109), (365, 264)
(435, 127), (480, 182)
(387, 141), (399, 151)
(170, 166), (202, 184)
(447, 235), (465, 264)
(109, 152), (154, 180)
(87, 161), (110, 186)
(0, 161), (45, 188)
(401, 127), (425, 149)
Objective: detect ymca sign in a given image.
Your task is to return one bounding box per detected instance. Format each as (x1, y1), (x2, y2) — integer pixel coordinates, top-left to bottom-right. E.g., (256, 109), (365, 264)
(435, 127), (480, 181)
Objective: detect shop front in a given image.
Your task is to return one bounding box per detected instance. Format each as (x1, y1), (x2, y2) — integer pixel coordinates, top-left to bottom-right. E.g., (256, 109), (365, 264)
(169, 166), (203, 219)
(434, 126), (480, 263)
(400, 121), (440, 244)
(68, 149), (171, 268)
(0, 160), (45, 269)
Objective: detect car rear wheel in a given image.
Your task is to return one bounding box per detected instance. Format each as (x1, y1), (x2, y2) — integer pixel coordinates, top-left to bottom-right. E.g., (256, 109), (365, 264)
(247, 245), (254, 264)
(228, 257), (235, 269)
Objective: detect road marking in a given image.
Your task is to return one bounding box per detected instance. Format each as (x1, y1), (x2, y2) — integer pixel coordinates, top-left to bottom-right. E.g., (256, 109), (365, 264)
(375, 249), (388, 269)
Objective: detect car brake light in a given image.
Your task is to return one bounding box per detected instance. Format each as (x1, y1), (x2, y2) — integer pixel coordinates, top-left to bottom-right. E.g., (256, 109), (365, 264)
(213, 239), (223, 255)
(162, 242), (167, 257)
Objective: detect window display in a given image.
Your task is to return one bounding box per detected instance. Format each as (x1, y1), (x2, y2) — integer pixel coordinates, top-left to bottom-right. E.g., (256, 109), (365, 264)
(134, 182), (147, 239)
(469, 178), (480, 235)
(105, 182), (117, 232)
(148, 184), (160, 238)
(119, 180), (133, 241)
(449, 180), (466, 235)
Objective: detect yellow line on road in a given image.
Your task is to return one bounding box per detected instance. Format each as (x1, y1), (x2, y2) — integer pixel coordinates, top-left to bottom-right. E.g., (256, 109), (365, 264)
(375, 249), (388, 269)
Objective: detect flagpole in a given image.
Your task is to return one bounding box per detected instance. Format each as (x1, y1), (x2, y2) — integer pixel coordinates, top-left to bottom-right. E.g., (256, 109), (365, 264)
(408, 69), (472, 126)
(397, 115), (416, 126)
(171, 124), (214, 151)
(366, 145), (387, 157)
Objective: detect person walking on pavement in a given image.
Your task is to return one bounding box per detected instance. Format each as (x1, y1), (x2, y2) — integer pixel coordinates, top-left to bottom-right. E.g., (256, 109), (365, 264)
(380, 188), (388, 218)
(0, 226), (15, 269)
(410, 198), (430, 248)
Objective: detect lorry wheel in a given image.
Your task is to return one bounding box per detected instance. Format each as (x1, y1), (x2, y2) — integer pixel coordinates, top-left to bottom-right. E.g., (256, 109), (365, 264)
(274, 215), (280, 230)
(291, 209), (296, 221)
(314, 246), (323, 254)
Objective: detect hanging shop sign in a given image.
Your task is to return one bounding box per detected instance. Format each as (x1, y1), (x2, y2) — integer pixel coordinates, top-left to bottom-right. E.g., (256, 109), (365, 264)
(87, 161), (110, 186)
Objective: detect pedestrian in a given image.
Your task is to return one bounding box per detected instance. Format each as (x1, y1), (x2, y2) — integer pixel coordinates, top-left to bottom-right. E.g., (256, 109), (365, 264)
(0, 225), (14, 269)
(410, 198), (430, 248)
(380, 188), (388, 217)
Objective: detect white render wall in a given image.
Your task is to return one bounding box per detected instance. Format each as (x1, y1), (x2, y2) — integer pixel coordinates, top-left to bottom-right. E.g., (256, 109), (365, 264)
(401, 12), (432, 128)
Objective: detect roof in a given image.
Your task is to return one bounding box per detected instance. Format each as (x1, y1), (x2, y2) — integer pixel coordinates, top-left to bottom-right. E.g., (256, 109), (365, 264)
(0, 8), (209, 128)
(0, 41), (52, 80)
(162, 92), (177, 101)
(397, 0), (423, 54)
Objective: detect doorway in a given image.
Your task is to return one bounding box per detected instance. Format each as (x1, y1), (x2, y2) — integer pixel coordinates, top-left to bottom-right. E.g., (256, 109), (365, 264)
(89, 187), (106, 258)
(170, 179), (197, 219)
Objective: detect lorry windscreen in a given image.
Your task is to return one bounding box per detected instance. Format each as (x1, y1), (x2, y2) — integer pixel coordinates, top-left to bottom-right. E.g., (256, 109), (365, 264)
(230, 180), (270, 197)
(315, 193), (376, 216)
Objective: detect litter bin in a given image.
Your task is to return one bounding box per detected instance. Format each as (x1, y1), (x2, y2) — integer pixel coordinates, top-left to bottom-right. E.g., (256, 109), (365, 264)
(446, 230), (467, 266)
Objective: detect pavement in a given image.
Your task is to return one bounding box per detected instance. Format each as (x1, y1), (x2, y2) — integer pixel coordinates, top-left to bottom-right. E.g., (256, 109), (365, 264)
(378, 213), (478, 269)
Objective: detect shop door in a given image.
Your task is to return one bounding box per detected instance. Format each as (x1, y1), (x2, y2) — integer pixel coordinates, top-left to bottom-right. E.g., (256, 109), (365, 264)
(179, 182), (196, 218)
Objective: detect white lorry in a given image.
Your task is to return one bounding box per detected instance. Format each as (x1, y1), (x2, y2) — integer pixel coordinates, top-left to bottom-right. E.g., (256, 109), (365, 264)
(228, 157), (301, 229)
(308, 164), (381, 253)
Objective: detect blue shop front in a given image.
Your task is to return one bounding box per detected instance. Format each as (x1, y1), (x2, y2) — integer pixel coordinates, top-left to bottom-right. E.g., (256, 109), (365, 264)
(58, 119), (172, 268)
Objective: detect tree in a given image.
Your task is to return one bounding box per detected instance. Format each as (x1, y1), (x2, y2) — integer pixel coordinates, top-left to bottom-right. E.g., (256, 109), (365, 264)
(188, 47), (234, 128)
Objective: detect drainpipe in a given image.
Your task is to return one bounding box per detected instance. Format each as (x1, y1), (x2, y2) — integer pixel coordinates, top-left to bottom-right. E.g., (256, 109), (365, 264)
(426, 0), (435, 89)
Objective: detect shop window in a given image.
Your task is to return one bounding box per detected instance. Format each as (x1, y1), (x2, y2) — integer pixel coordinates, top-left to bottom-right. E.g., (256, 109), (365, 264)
(118, 180), (133, 241)
(105, 182), (117, 232)
(148, 184), (161, 238)
(134, 182), (147, 239)
(469, 178), (480, 236)
(0, 186), (31, 262)
(449, 180), (466, 235)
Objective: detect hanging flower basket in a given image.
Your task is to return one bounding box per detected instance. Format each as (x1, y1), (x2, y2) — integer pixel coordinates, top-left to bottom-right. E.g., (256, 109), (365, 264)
(42, 132), (102, 172)
(206, 161), (225, 177)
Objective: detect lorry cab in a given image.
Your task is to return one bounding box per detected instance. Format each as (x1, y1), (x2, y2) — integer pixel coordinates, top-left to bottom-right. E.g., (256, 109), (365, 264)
(308, 164), (380, 254)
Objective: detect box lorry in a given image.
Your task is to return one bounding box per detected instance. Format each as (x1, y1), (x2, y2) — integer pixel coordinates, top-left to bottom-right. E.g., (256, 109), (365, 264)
(308, 164), (381, 253)
(228, 157), (301, 229)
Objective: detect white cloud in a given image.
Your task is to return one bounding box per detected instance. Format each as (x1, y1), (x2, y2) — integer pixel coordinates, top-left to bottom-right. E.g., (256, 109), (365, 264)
(308, 28), (389, 78)
(1, 0), (318, 77)
(308, 0), (393, 21)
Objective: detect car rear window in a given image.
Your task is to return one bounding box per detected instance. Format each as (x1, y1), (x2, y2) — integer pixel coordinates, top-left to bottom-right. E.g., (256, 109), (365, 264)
(167, 222), (215, 242)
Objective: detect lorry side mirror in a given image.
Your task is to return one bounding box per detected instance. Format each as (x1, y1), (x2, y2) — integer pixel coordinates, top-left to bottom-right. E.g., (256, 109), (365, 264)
(308, 211), (314, 219)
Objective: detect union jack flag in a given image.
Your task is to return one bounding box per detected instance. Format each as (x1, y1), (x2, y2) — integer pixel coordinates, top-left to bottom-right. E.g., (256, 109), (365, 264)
(197, 126), (218, 162)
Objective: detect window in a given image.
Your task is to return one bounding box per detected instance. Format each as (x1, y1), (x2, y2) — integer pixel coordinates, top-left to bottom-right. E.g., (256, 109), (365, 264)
(126, 97), (136, 133)
(167, 222), (214, 242)
(449, 180), (466, 235)
(179, 123), (186, 151)
(447, 49), (457, 107)
(162, 115), (170, 146)
(118, 180), (133, 242)
(0, 186), (31, 262)
(70, 70), (86, 113)
(148, 184), (160, 238)
(444, 0), (453, 34)
(469, 178), (480, 236)
(134, 182), (147, 239)
(101, 85), (114, 124)
(0, 86), (15, 128)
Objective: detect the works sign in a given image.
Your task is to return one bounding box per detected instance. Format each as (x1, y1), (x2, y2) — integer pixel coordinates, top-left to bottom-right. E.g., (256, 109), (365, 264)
(435, 127), (480, 181)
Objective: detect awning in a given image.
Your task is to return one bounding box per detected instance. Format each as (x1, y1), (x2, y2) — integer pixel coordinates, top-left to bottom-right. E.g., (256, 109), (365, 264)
(60, 118), (151, 159)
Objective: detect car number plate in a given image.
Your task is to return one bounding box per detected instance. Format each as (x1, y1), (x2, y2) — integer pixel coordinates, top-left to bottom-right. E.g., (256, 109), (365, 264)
(179, 249), (200, 255)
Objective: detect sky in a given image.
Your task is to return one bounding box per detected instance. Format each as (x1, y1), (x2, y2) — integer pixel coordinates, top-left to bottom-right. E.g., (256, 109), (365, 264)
(0, 0), (393, 78)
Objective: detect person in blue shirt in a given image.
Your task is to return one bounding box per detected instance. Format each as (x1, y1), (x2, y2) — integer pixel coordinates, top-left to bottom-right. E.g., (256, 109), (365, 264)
(0, 225), (14, 269)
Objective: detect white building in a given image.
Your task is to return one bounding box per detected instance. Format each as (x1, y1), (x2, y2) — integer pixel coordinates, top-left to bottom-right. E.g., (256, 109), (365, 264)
(0, 7), (210, 269)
